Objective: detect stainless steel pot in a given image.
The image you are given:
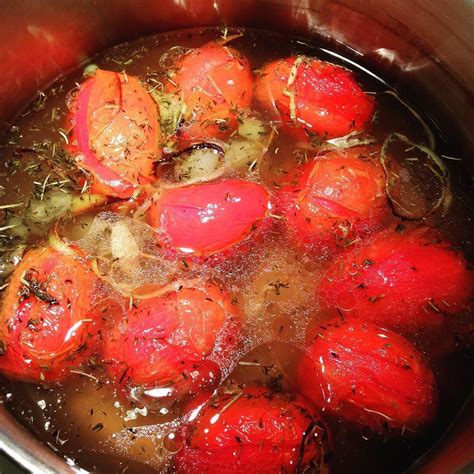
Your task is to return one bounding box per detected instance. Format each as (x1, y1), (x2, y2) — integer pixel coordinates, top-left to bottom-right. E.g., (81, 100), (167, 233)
(0, 1), (472, 472)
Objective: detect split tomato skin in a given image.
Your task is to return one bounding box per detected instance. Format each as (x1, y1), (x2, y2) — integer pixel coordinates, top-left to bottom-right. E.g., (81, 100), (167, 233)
(68, 69), (162, 198)
(318, 225), (474, 333)
(174, 386), (327, 474)
(254, 56), (375, 140)
(165, 42), (254, 147)
(0, 247), (100, 382)
(147, 179), (271, 260)
(297, 319), (437, 433)
(278, 147), (389, 255)
(103, 282), (239, 401)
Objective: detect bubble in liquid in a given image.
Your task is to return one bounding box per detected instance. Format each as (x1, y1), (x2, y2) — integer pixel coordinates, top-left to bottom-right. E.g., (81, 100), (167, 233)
(163, 431), (184, 453)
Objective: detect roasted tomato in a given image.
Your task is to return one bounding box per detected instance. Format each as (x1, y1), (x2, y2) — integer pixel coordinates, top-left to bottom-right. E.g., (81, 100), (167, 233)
(68, 69), (162, 198)
(318, 225), (474, 333)
(278, 147), (389, 255)
(103, 281), (239, 402)
(165, 42), (253, 147)
(147, 179), (271, 260)
(254, 56), (375, 140)
(174, 386), (327, 474)
(0, 247), (100, 382)
(297, 318), (437, 433)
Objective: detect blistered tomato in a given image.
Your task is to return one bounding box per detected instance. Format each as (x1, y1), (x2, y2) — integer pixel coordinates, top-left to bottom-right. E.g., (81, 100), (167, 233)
(318, 225), (474, 333)
(297, 318), (437, 433)
(103, 281), (239, 401)
(255, 56), (375, 140)
(147, 179), (270, 260)
(174, 386), (327, 473)
(165, 42), (253, 147)
(278, 147), (389, 255)
(0, 247), (100, 382)
(68, 69), (162, 198)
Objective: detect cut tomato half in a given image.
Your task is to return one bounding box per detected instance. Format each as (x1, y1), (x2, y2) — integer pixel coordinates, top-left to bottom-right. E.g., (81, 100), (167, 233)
(68, 69), (162, 198)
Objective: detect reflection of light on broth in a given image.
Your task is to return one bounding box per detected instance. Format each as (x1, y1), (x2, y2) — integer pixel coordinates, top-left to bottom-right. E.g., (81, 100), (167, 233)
(64, 377), (181, 471)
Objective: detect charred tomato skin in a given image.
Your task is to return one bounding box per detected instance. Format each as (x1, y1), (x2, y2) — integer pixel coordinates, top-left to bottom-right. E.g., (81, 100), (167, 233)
(278, 147), (389, 256)
(147, 179), (271, 261)
(0, 247), (100, 382)
(297, 318), (437, 433)
(165, 42), (254, 147)
(103, 281), (239, 401)
(174, 386), (327, 474)
(254, 56), (375, 140)
(68, 69), (162, 198)
(318, 225), (474, 333)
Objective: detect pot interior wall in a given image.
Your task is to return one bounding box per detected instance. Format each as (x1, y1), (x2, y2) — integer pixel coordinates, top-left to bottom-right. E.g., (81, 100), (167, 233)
(0, 0), (472, 473)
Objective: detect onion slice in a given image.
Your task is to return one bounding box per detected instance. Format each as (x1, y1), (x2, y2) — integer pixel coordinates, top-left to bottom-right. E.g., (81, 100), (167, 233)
(380, 132), (451, 219)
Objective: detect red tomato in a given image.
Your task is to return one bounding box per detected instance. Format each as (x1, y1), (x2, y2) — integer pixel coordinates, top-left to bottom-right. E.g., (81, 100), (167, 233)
(297, 319), (437, 432)
(147, 179), (271, 259)
(174, 386), (327, 474)
(318, 225), (474, 333)
(279, 147), (389, 255)
(255, 56), (375, 140)
(165, 42), (253, 147)
(103, 281), (239, 401)
(68, 69), (162, 198)
(0, 247), (100, 382)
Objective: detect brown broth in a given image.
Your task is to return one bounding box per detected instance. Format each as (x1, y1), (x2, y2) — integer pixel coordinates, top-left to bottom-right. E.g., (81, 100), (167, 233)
(0, 27), (473, 474)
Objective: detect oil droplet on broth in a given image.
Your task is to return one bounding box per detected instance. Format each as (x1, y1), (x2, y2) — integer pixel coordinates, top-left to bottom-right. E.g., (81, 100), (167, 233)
(163, 431), (184, 453)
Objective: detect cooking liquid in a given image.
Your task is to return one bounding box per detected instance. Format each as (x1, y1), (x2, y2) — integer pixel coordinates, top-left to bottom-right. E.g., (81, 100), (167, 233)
(0, 28), (473, 474)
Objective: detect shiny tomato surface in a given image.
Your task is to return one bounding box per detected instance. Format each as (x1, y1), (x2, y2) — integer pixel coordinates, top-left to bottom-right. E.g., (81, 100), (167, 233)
(279, 147), (389, 255)
(297, 318), (437, 433)
(255, 56), (374, 140)
(0, 247), (99, 382)
(68, 69), (162, 198)
(103, 281), (239, 399)
(148, 179), (270, 258)
(174, 386), (327, 473)
(319, 225), (474, 333)
(165, 42), (253, 147)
